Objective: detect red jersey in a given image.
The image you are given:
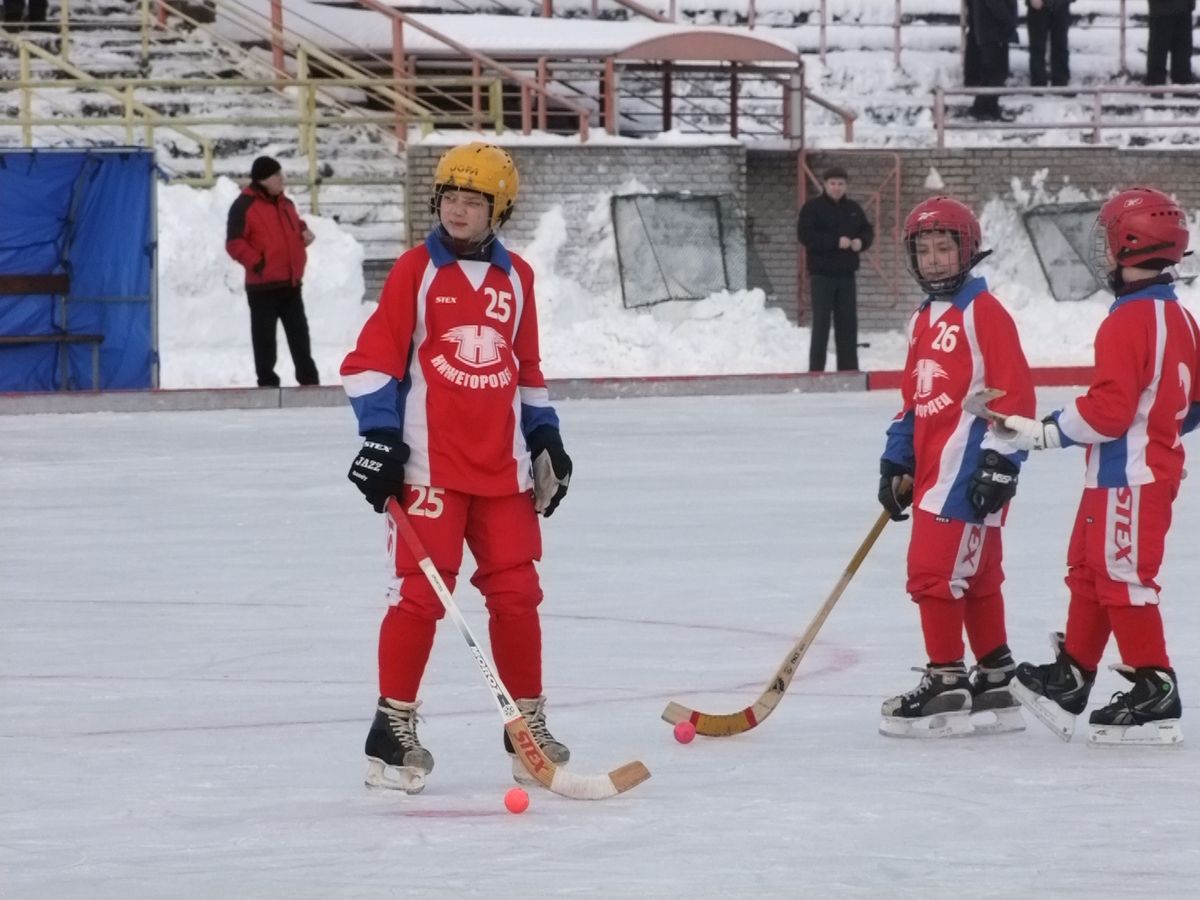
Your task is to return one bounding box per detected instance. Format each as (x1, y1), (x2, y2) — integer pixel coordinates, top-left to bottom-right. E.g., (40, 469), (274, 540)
(883, 277), (1035, 524)
(341, 233), (559, 497)
(1054, 281), (1200, 488)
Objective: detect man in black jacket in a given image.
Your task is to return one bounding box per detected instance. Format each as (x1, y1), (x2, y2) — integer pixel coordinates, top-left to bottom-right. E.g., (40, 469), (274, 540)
(1147, 0), (1195, 86)
(797, 167), (874, 372)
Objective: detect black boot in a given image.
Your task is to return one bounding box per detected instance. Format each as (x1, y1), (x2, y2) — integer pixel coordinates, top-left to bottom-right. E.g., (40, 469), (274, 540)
(879, 662), (973, 738)
(364, 697), (434, 792)
(1010, 632), (1096, 741)
(1088, 666), (1183, 746)
(967, 644), (1025, 734)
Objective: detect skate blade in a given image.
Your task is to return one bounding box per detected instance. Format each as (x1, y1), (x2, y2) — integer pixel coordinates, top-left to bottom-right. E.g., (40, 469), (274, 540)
(365, 759), (427, 794)
(968, 705), (1026, 735)
(1088, 720), (1184, 747)
(878, 711), (973, 739)
(1009, 680), (1076, 742)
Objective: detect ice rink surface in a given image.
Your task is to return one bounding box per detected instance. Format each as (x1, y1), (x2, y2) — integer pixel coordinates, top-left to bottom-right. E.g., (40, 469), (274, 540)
(2, 389), (1197, 899)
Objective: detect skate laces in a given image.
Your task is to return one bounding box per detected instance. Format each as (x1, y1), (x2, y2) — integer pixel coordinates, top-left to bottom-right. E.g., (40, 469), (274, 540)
(902, 664), (966, 699)
(900, 667), (939, 700)
(379, 699), (423, 746)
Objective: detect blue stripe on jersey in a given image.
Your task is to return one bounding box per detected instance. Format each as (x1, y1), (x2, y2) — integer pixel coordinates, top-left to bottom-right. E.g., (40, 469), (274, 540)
(350, 372), (414, 436)
(1096, 434), (1130, 488)
(951, 276), (988, 310)
(882, 409), (916, 471)
(350, 345), (415, 437)
(425, 229), (514, 273)
(1110, 280), (1177, 312)
(521, 402), (560, 437)
(940, 416), (991, 522)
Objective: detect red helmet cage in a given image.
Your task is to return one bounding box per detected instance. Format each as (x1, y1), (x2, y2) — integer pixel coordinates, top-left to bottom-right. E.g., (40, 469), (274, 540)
(1093, 187), (1189, 273)
(903, 197), (984, 295)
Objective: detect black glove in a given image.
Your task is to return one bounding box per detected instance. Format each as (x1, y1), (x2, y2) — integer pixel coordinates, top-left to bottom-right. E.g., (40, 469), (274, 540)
(968, 450), (1019, 520)
(878, 459), (913, 522)
(348, 429), (408, 513)
(252, 256), (266, 274)
(528, 425), (572, 517)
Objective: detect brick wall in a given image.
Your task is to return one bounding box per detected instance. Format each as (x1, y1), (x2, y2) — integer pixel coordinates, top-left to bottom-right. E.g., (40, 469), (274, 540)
(407, 143), (745, 305)
(407, 143), (1200, 333)
(788, 148), (1200, 331)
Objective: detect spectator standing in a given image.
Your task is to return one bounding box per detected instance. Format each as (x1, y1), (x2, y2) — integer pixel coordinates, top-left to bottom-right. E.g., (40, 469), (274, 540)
(225, 156), (320, 387)
(797, 167), (874, 372)
(1146, 0), (1195, 86)
(2, 0), (48, 24)
(965, 0), (1020, 119)
(1026, 0), (1073, 87)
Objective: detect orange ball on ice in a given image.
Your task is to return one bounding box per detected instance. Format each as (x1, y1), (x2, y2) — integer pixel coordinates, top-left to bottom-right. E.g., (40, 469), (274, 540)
(673, 721), (696, 743)
(504, 787), (530, 814)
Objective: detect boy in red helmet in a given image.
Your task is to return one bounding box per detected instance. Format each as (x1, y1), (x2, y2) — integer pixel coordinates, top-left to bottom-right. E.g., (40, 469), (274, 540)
(992, 187), (1198, 746)
(877, 196), (1036, 738)
(341, 143), (574, 790)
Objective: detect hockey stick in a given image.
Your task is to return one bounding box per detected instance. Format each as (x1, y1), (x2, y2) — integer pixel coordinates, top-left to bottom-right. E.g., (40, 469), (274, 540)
(963, 387), (1007, 424)
(662, 508), (893, 737)
(385, 497), (650, 799)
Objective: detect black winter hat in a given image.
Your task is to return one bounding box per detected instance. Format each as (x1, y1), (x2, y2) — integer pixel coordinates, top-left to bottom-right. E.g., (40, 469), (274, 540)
(250, 156), (282, 181)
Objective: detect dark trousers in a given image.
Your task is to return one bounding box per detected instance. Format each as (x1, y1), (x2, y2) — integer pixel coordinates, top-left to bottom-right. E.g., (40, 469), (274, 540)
(1147, 13), (1194, 85)
(808, 273), (859, 372)
(1027, 5), (1071, 86)
(247, 285), (319, 387)
(965, 40), (1009, 116)
(2, 0), (48, 22)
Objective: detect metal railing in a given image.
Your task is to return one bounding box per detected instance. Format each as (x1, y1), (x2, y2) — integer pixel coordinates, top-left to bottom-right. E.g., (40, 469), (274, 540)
(0, 32), (216, 180)
(932, 84), (1200, 149)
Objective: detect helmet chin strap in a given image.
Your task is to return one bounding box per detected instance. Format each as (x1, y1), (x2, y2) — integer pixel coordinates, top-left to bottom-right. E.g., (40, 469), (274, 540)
(920, 249), (993, 297)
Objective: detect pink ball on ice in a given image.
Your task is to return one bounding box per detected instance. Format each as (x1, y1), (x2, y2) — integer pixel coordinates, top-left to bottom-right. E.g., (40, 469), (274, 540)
(673, 721), (696, 744)
(504, 787), (530, 814)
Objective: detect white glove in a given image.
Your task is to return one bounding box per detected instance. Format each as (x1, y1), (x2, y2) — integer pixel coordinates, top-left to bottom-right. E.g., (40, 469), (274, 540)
(999, 415), (1062, 451)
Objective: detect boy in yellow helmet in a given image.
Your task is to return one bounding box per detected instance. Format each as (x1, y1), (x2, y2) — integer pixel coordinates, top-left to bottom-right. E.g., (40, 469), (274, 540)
(340, 143), (572, 792)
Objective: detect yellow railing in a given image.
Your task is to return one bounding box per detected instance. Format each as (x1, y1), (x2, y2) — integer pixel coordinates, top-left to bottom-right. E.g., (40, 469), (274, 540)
(0, 42), (503, 213)
(1, 32), (216, 181)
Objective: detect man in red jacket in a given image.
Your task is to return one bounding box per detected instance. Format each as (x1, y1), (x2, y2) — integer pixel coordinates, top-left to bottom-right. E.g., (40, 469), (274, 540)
(226, 156), (319, 387)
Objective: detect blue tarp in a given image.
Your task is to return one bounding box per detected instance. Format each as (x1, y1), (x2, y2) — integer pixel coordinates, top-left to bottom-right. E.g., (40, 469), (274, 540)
(0, 149), (156, 391)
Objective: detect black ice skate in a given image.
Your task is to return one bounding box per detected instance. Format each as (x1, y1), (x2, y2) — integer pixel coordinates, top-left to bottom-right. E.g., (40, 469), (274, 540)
(503, 695), (570, 784)
(967, 644), (1026, 735)
(365, 698), (434, 793)
(1009, 632), (1096, 742)
(879, 662), (973, 738)
(1088, 666), (1183, 747)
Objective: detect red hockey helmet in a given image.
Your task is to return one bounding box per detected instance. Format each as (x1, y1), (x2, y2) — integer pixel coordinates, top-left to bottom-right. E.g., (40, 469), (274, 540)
(1092, 187), (1189, 277)
(903, 196), (986, 295)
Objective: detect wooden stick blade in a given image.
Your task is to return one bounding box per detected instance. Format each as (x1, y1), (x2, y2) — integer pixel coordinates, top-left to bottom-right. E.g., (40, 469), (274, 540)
(963, 387), (1007, 423)
(661, 700), (769, 737)
(504, 718), (650, 800)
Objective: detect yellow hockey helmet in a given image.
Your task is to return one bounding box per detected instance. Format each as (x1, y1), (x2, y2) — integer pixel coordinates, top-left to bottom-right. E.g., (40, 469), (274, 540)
(431, 142), (519, 229)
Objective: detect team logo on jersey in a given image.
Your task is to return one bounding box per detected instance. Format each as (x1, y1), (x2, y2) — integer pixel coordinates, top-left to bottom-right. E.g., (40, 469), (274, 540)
(434, 295), (457, 304)
(430, 324), (513, 391)
(442, 324), (508, 369)
(912, 358), (949, 398)
(912, 358), (953, 417)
